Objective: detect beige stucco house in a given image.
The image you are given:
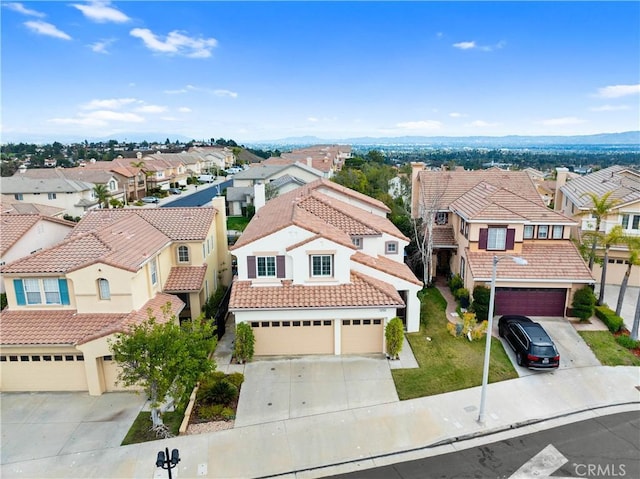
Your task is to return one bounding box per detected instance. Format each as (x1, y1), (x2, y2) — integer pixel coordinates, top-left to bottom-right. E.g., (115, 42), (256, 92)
(0, 199), (231, 395)
(229, 178), (422, 356)
(555, 165), (640, 287)
(411, 163), (595, 317)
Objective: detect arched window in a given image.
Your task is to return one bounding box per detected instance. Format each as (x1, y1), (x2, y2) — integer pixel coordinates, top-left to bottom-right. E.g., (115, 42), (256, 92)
(177, 245), (190, 263)
(98, 278), (110, 300)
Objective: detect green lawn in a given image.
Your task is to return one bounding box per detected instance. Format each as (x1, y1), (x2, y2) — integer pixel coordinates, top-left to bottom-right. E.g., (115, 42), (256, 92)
(392, 287), (518, 400)
(121, 408), (186, 445)
(578, 331), (640, 366)
(227, 216), (250, 232)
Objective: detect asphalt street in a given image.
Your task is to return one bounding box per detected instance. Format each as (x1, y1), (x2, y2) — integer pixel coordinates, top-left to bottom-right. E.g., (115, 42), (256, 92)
(161, 179), (232, 207)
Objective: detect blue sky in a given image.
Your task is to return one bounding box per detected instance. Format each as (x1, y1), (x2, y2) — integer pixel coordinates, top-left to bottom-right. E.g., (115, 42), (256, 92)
(2, 1), (639, 144)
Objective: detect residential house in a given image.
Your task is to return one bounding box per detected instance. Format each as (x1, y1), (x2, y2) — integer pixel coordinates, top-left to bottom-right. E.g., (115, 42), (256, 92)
(0, 198), (66, 218)
(261, 145), (351, 178)
(555, 165), (640, 287)
(411, 163), (595, 317)
(188, 146), (236, 172)
(0, 200), (231, 395)
(1, 174), (98, 218)
(229, 178), (422, 356)
(226, 163), (324, 216)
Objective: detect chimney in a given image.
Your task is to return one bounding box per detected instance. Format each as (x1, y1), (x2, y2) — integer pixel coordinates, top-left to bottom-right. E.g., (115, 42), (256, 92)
(254, 183), (266, 211)
(211, 195), (231, 286)
(306, 157), (313, 167)
(410, 162), (425, 218)
(136, 151), (142, 159)
(554, 167), (569, 212)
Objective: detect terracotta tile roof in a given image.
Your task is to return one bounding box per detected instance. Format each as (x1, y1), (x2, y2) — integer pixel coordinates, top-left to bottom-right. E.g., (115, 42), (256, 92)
(229, 271), (404, 310)
(424, 225), (458, 248)
(164, 265), (207, 292)
(466, 242), (595, 282)
(0, 199), (65, 217)
(69, 207), (216, 241)
(351, 252), (423, 286)
(560, 165), (640, 209)
(17, 167), (116, 184)
(0, 293), (184, 346)
(451, 182), (575, 223)
(1, 174), (94, 194)
(1, 214), (75, 255)
(417, 168), (543, 210)
(263, 145), (351, 173)
(231, 179), (399, 250)
(2, 214), (171, 274)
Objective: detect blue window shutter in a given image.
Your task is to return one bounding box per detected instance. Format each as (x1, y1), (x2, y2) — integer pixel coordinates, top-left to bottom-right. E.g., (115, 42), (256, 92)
(14, 279), (25, 305)
(58, 279), (70, 305)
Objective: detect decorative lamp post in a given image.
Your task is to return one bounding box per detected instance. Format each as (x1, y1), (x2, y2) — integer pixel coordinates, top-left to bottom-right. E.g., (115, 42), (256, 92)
(477, 254), (528, 424)
(156, 447), (180, 479)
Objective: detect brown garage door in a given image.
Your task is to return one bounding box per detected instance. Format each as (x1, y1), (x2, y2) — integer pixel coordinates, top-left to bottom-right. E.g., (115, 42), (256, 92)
(341, 319), (384, 354)
(250, 320), (334, 355)
(495, 288), (566, 316)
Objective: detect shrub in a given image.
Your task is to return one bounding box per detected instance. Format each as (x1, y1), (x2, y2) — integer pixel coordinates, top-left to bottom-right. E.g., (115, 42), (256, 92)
(455, 288), (470, 308)
(615, 334), (640, 350)
(201, 379), (238, 405)
(385, 317), (404, 359)
(594, 305), (624, 333)
(226, 372), (245, 389)
(197, 404), (224, 421)
(234, 322), (255, 363)
(220, 407), (235, 420)
(448, 274), (464, 293)
(471, 285), (490, 321)
(572, 286), (596, 321)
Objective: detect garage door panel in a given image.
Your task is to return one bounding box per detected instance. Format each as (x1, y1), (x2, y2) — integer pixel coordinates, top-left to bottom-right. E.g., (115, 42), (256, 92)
(251, 320), (333, 356)
(1, 354), (87, 392)
(495, 288), (566, 317)
(341, 319), (384, 354)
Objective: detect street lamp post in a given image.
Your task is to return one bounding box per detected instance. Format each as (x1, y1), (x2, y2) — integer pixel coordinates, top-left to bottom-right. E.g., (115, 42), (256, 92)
(156, 447), (180, 479)
(477, 254), (528, 425)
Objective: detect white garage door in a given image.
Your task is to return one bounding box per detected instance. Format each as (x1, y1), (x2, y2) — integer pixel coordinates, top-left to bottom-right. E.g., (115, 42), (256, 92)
(250, 319), (334, 355)
(341, 319), (384, 354)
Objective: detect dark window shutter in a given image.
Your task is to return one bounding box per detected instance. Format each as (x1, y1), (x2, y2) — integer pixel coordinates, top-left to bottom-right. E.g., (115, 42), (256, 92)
(506, 229), (515, 250)
(276, 255), (285, 278)
(247, 256), (256, 279)
(479, 228), (488, 250)
(59, 279), (70, 305)
(14, 279), (25, 305)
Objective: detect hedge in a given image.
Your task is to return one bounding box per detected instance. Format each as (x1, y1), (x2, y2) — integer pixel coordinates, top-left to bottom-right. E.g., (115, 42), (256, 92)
(594, 305), (624, 333)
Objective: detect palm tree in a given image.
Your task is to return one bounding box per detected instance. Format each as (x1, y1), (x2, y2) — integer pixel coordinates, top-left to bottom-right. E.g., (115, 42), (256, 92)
(616, 237), (640, 340)
(597, 225), (625, 305)
(580, 191), (620, 271)
(93, 184), (111, 209)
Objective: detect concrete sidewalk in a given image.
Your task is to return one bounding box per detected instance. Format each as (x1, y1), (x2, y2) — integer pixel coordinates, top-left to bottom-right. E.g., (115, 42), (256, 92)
(2, 366), (638, 478)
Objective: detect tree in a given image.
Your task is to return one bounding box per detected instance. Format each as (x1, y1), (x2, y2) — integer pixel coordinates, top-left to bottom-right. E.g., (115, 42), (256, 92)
(572, 286), (596, 321)
(265, 182), (279, 201)
(616, 237), (640, 340)
(109, 304), (216, 435)
(596, 225), (625, 305)
(92, 184), (111, 209)
(130, 160), (147, 200)
(331, 168), (369, 193)
(579, 191), (620, 271)
(234, 322), (255, 363)
(385, 317), (404, 359)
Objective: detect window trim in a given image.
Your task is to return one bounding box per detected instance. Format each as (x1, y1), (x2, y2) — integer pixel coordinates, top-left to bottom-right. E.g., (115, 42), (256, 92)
(487, 227), (507, 251)
(537, 225), (549, 239)
(310, 254), (333, 277)
(385, 241), (399, 255)
(150, 258), (158, 285)
(177, 245), (190, 263)
(523, 225), (534, 239)
(352, 237), (363, 249)
(552, 225), (563, 239)
(98, 278), (111, 300)
(256, 256), (276, 278)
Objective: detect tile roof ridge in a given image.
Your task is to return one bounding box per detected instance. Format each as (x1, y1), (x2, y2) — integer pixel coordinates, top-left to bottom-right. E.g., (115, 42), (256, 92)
(306, 192), (382, 234)
(351, 270), (403, 303)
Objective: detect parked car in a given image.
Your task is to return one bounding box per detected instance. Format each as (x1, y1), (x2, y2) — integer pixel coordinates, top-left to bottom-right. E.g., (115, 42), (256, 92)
(498, 315), (560, 369)
(141, 196), (160, 204)
(168, 187), (182, 195)
(198, 174), (215, 183)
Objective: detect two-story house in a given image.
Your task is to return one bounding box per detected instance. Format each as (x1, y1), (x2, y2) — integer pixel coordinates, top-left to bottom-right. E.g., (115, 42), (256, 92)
(411, 164), (595, 317)
(555, 165), (640, 287)
(0, 200), (231, 395)
(229, 179), (422, 356)
(260, 145), (351, 178)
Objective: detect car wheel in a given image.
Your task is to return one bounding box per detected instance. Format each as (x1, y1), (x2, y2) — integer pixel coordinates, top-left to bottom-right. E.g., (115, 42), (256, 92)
(516, 352), (523, 366)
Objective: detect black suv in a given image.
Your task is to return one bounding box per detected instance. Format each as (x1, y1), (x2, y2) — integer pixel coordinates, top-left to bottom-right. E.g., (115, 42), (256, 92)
(498, 315), (560, 369)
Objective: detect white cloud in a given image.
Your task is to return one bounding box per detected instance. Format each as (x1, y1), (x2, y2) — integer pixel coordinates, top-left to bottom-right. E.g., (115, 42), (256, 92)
(466, 120), (500, 128)
(590, 104), (630, 112)
(453, 41), (476, 50)
(135, 105), (167, 113)
(4, 2), (45, 17)
(82, 110), (144, 122)
(396, 120), (442, 130)
(537, 117), (586, 126)
(449, 112), (467, 118)
(161, 117), (179, 121)
(164, 88), (189, 94)
(81, 98), (138, 110)
(71, 1), (130, 23)
(24, 20), (71, 40)
(90, 39), (115, 54)
(214, 89), (238, 98)
(130, 28), (217, 58)
(178, 107), (192, 113)
(307, 117), (319, 122)
(453, 40), (505, 52)
(595, 84), (640, 98)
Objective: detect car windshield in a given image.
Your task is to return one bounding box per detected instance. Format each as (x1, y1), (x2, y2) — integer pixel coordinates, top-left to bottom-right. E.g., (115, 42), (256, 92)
(531, 345), (557, 357)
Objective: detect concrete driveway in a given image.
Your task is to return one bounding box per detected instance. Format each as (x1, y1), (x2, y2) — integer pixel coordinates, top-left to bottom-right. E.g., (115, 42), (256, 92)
(0, 391), (146, 465)
(496, 317), (601, 377)
(234, 356), (399, 427)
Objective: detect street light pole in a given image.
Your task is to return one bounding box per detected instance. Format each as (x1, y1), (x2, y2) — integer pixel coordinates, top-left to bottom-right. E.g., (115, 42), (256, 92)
(477, 254), (527, 424)
(156, 447), (180, 479)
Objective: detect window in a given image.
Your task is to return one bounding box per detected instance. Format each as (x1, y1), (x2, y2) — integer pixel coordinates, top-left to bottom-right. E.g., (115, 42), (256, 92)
(43, 278), (61, 304)
(109, 180), (117, 191)
(460, 218), (466, 234)
(14, 193), (23, 201)
(523, 225), (534, 239)
(352, 237), (363, 249)
(24, 278), (42, 304)
(552, 225), (563, 239)
(487, 227), (507, 250)
(257, 256), (276, 277)
(385, 241), (398, 255)
(177, 245), (190, 263)
(460, 257), (466, 279)
(436, 212), (448, 225)
(622, 214), (629, 229)
(537, 225), (549, 239)
(150, 258), (158, 285)
(311, 255), (333, 277)
(98, 278), (110, 300)
(633, 215), (640, 230)
(48, 193), (56, 200)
